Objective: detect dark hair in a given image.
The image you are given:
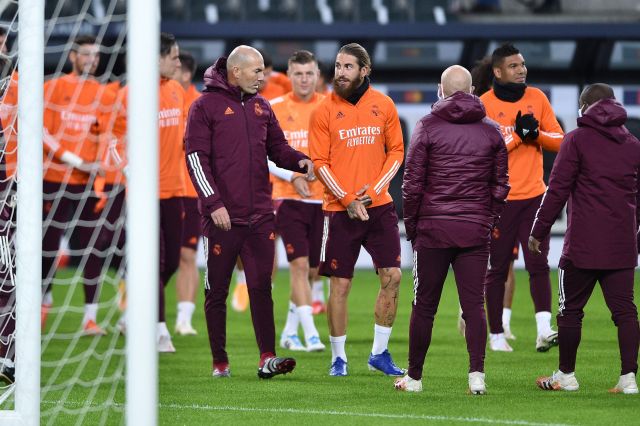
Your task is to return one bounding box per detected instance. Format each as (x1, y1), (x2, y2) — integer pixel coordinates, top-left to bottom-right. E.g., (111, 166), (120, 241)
(491, 42), (520, 68)
(179, 51), (197, 75)
(0, 28), (7, 37)
(580, 83), (615, 107)
(256, 48), (273, 69)
(470, 56), (493, 96)
(288, 50), (317, 67)
(72, 35), (97, 52)
(338, 43), (371, 71)
(160, 32), (176, 57)
(317, 60), (333, 82)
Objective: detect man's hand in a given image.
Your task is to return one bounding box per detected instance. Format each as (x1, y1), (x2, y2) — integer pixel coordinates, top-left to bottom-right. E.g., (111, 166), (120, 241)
(298, 159), (315, 181)
(347, 200), (369, 221)
(292, 176), (311, 198)
(211, 206), (231, 231)
(355, 184), (372, 207)
(76, 162), (105, 176)
(528, 235), (542, 255)
(515, 110), (540, 142)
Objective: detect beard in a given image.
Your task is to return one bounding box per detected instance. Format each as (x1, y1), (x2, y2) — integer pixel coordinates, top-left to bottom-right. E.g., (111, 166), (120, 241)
(333, 76), (363, 99)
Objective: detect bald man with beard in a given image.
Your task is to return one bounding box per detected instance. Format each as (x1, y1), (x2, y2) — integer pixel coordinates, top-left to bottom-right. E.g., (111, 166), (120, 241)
(185, 45), (314, 379)
(396, 65), (510, 394)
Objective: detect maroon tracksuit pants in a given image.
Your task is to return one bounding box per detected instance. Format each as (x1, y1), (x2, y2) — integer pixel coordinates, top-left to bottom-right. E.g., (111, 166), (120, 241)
(557, 258), (639, 375)
(42, 181), (101, 304)
(158, 197), (184, 323)
(408, 244), (488, 380)
(203, 215), (277, 365)
(484, 194), (552, 334)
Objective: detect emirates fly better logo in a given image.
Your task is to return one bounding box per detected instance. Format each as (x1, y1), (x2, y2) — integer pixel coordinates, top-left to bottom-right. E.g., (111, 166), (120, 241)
(339, 126), (382, 147)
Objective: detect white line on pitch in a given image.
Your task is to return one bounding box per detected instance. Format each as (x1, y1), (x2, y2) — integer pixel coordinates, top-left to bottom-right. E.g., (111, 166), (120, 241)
(42, 400), (573, 426)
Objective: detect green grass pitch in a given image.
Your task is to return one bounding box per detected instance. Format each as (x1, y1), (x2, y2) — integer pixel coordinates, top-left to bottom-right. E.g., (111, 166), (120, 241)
(33, 268), (640, 425)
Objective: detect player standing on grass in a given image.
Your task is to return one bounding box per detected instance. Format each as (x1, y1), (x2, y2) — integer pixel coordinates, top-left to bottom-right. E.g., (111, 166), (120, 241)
(480, 43), (564, 352)
(173, 51), (202, 336)
(41, 35), (117, 335)
(269, 50), (326, 353)
(396, 65), (509, 394)
(530, 84), (640, 394)
(309, 43), (405, 377)
(185, 45), (313, 378)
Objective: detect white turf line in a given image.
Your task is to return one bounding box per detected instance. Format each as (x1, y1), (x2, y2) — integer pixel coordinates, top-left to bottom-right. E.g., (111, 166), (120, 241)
(40, 400), (573, 426)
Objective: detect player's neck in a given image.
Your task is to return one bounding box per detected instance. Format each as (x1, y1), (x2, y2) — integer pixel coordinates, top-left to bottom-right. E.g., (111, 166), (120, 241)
(292, 91), (314, 103)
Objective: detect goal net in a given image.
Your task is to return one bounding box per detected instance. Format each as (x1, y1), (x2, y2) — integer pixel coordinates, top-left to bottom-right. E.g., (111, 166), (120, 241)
(0, 0), (158, 424)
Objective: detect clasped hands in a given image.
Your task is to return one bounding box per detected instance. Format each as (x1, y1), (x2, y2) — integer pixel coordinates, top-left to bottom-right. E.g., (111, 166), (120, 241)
(346, 184), (372, 221)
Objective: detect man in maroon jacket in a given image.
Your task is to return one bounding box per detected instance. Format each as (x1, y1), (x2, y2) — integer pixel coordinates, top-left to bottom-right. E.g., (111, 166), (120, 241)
(530, 83), (640, 394)
(396, 65), (509, 394)
(185, 45), (313, 379)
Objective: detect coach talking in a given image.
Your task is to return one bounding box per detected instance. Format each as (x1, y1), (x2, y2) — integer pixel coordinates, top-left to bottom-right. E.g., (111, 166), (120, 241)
(397, 65), (509, 394)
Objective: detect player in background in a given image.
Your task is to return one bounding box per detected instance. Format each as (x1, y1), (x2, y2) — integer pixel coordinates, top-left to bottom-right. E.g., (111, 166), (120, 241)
(173, 51), (202, 336)
(309, 43), (405, 377)
(269, 50), (326, 352)
(480, 43), (564, 352)
(154, 32), (187, 352)
(530, 84), (640, 394)
(41, 35), (117, 335)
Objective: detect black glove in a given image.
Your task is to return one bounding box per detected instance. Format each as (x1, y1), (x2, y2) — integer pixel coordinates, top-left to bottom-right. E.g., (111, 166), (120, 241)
(515, 110), (539, 141)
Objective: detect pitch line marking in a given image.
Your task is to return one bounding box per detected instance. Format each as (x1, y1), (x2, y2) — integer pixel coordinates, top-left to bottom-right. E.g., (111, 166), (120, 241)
(41, 400), (573, 426)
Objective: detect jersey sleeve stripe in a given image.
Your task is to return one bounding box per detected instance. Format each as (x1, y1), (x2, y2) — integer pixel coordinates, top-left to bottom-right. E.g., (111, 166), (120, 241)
(318, 166), (347, 198)
(187, 152), (214, 197)
(374, 161), (400, 195)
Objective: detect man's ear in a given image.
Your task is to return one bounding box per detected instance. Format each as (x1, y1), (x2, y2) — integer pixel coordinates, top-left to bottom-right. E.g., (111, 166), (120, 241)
(470, 85), (476, 95)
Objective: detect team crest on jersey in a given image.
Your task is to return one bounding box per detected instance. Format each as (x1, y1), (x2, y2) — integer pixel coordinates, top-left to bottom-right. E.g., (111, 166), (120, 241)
(371, 105), (380, 117)
(527, 105), (534, 114)
(286, 243), (295, 255)
(171, 91), (179, 103)
(497, 112), (505, 119)
(213, 244), (222, 255)
(330, 259), (338, 270)
(336, 111), (345, 119)
(254, 102), (264, 116)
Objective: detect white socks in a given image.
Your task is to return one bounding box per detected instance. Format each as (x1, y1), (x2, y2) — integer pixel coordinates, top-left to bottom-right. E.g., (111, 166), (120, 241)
(502, 307), (512, 327)
(236, 269), (246, 284)
(177, 301), (195, 324)
(296, 305), (319, 341)
(157, 321), (170, 337)
(43, 291), (53, 306)
(82, 303), (98, 325)
(312, 279), (325, 303)
(282, 301), (299, 336)
(535, 311), (553, 336)
(329, 335), (347, 362)
(371, 324), (392, 355)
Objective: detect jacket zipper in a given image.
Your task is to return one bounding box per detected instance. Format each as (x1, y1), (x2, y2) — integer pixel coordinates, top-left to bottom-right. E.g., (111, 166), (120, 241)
(241, 97), (254, 227)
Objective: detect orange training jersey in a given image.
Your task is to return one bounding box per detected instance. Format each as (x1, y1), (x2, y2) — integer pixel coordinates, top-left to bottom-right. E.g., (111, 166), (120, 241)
(101, 83), (127, 186)
(181, 83), (201, 198)
(0, 70), (18, 178)
(43, 73), (118, 185)
(158, 78), (187, 199)
(260, 71), (292, 100)
(270, 92), (325, 201)
(480, 87), (564, 200)
(309, 87), (404, 211)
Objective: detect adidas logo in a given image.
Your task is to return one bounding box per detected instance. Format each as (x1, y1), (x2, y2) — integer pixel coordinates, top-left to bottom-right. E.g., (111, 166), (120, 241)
(287, 115), (294, 122)
(336, 111), (345, 119)
(224, 107), (234, 115)
(498, 112), (505, 118)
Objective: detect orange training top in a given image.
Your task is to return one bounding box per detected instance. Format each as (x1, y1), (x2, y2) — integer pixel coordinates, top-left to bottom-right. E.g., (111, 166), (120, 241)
(100, 82), (127, 186)
(270, 91), (325, 201)
(0, 70), (18, 178)
(260, 71), (292, 100)
(156, 78), (187, 199)
(181, 83), (201, 198)
(480, 87), (564, 200)
(309, 87), (404, 211)
(43, 73), (118, 185)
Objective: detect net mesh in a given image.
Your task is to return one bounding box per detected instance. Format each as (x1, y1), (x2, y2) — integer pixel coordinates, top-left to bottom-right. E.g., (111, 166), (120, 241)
(0, 1), (129, 424)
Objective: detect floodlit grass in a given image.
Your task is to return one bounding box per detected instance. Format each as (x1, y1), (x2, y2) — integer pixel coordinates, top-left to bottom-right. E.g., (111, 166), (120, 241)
(30, 268), (640, 425)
